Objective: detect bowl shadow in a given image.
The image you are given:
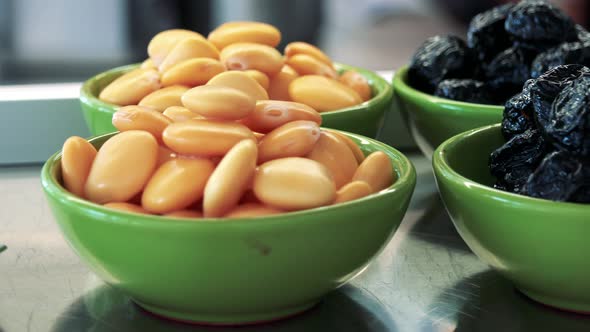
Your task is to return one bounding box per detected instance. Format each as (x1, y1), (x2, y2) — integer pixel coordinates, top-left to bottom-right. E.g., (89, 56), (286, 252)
(50, 284), (399, 332)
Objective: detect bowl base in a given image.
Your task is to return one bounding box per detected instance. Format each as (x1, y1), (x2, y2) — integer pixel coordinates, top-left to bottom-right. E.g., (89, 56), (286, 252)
(134, 299), (319, 326)
(518, 288), (590, 314)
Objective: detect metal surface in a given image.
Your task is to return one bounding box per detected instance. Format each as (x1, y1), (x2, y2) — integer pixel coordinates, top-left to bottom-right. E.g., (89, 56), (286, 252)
(2, 155), (590, 332)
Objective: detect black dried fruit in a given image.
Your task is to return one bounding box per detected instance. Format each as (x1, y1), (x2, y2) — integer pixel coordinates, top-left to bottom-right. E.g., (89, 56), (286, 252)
(484, 46), (535, 103)
(530, 64), (589, 132)
(546, 75), (590, 156)
(571, 166), (590, 203)
(490, 129), (548, 193)
(505, 0), (576, 44)
(576, 24), (590, 43)
(408, 35), (475, 93)
(434, 79), (494, 104)
(524, 151), (584, 201)
(501, 79), (535, 140)
(467, 3), (514, 62)
(530, 42), (590, 79)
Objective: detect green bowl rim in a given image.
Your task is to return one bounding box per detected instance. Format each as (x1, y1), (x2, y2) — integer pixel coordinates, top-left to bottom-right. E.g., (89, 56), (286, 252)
(41, 130), (416, 226)
(393, 65), (504, 112)
(80, 62), (393, 118)
(433, 123), (590, 211)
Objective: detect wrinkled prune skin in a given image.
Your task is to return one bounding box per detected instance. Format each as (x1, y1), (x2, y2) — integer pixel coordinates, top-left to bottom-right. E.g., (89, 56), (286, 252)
(434, 79), (494, 104)
(530, 64), (590, 132)
(505, 0), (577, 44)
(546, 75), (590, 156)
(524, 151), (584, 201)
(530, 42), (590, 79)
(484, 47), (535, 103)
(467, 3), (514, 62)
(571, 166), (590, 203)
(408, 35), (475, 93)
(490, 129), (548, 193)
(501, 79), (535, 140)
(576, 24), (590, 43)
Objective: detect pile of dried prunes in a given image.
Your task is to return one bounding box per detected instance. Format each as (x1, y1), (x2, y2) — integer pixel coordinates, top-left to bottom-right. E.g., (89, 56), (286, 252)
(408, 0), (590, 105)
(489, 64), (589, 203)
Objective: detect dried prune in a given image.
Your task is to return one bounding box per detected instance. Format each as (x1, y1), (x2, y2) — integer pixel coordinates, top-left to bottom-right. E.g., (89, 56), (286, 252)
(530, 42), (590, 79)
(434, 79), (493, 104)
(408, 35), (475, 93)
(571, 166), (590, 203)
(524, 151), (584, 201)
(576, 24), (590, 43)
(505, 0), (576, 44)
(484, 46), (535, 103)
(530, 64), (589, 132)
(546, 75), (590, 156)
(467, 3), (514, 62)
(501, 79), (535, 140)
(489, 129), (548, 193)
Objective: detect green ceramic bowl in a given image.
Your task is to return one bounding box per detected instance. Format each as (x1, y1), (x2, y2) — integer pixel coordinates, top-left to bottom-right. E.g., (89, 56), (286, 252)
(393, 66), (503, 158)
(433, 124), (590, 313)
(41, 131), (416, 325)
(80, 63), (393, 138)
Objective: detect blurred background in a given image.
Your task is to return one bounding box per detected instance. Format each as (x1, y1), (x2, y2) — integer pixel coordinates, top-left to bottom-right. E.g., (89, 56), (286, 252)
(0, 0), (588, 85)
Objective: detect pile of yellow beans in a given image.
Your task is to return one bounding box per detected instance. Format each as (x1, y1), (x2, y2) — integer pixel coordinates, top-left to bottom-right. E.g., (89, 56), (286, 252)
(98, 21), (372, 112)
(60, 100), (395, 218)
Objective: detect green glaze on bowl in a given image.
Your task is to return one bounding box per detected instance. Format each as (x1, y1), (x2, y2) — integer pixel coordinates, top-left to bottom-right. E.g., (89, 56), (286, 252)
(80, 63), (393, 138)
(433, 124), (590, 313)
(41, 131), (416, 325)
(393, 66), (503, 158)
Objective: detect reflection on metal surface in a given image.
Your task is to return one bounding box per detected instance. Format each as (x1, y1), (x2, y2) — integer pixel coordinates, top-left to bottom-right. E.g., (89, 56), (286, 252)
(1, 156), (590, 331)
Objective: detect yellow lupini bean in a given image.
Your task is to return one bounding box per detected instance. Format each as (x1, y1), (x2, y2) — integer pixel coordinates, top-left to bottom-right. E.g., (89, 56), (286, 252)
(162, 106), (202, 122)
(206, 71), (268, 100)
(161, 58), (225, 87)
(208, 21), (281, 50)
(99, 68), (160, 106)
(158, 37), (220, 73)
(140, 58), (156, 69)
(240, 100), (321, 133)
(61, 136), (97, 198)
(257, 120), (320, 163)
(148, 29), (205, 66)
(104, 202), (149, 214)
(284, 41), (332, 66)
(286, 54), (337, 79)
(307, 131), (359, 189)
(162, 119), (255, 156)
(203, 139), (258, 217)
(112, 106), (172, 142)
(328, 130), (365, 164)
(253, 157), (336, 210)
(165, 210), (203, 218)
(334, 181), (373, 204)
(267, 65), (299, 101)
(244, 70), (269, 90)
(224, 203), (283, 218)
(219, 42), (283, 76)
(352, 151), (395, 193)
(85, 131), (158, 204)
(138, 85), (189, 112)
(156, 145), (176, 166)
(142, 158), (215, 214)
(339, 70), (372, 101)
(182, 85), (255, 120)
(289, 75), (362, 112)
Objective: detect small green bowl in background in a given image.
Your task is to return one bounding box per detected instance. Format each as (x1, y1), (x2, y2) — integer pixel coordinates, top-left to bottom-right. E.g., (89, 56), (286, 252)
(392, 66), (503, 158)
(80, 63), (393, 138)
(41, 130), (416, 325)
(433, 124), (590, 313)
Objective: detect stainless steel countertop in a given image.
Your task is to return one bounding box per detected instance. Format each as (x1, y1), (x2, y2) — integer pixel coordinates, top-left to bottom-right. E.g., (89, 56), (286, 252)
(1, 155), (590, 332)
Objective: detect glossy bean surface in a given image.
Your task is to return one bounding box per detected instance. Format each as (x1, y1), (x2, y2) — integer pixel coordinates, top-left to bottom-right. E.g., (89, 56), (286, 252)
(163, 119), (255, 156)
(289, 75), (362, 112)
(208, 21), (281, 50)
(328, 130), (365, 164)
(181, 85), (255, 120)
(142, 158), (215, 214)
(161, 58), (225, 87)
(165, 210), (203, 218)
(206, 71), (268, 100)
(258, 120), (320, 163)
(240, 100), (321, 133)
(148, 29), (205, 66)
(253, 157), (336, 210)
(286, 54), (337, 79)
(284, 41), (332, 65)
(334, 181), (373, 204)
(158, 37), (219, 72)
(224, 203), (283, 218)
(339, 70), (372, 101)
(203, 139), (257, 217)
(244, 70), (269, 90)
(61, 136), (97, 198)
(85, 131), (158, 204)
(112, 106), (172, 142)
(267, 65), (298, 101)
(162, 106), (202, 122)
(352, 151), (395, 193)
(99, 68), (161, 106)
(220, 42), (283, 76)
(138, 85), (189, 111)
(104, 202), (149, 214)
(307, 131), (358, 189)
